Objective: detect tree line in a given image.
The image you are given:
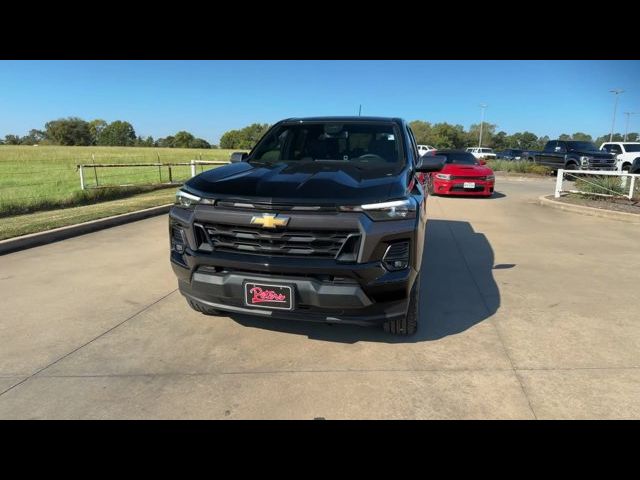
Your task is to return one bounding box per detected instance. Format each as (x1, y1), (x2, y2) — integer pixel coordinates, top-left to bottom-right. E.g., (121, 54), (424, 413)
(0, 117), (216, 149)
(408, 121), (639, 151)
(216, 121), (640, 151)
(2, 118), (638, 150)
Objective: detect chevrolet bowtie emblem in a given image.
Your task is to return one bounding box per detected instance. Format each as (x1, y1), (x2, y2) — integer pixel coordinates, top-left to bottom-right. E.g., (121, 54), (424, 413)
(250, 213), (290, 229)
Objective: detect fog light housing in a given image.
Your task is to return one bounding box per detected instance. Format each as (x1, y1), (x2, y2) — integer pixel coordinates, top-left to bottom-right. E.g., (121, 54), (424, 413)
(170, 225), (186, 253)
(383, 241), (410, 271)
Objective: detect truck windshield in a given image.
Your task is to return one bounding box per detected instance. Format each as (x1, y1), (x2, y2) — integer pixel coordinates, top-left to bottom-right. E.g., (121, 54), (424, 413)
(566, 142), (598, 152)
(250, 122), (403, 170)
(623, 144), (640, 152)
(440, 152), (478, 165)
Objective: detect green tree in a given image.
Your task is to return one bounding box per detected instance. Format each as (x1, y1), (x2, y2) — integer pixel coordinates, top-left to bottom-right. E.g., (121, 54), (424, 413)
(571, 132), (593, 142)
(467, 123), (497, 148)
(594, 133), (633, 145)
(219, 130), (241, 149)
(219, 123), (270, 149)
(88, 119), (107, 145)
(19, 129), (47, 145)
(558, 133), (571, 141)
(427, 122), (466, 149)
(510, 131), (539, 150)
(156, 136), (175, 148)
(536, 135), (550, 150)
(44, 117), (93, 145)
(408, 120), (432, 145)
(172, 131), (196, 148)
(492, 131), (509, 150)
(190, 138), (211, 149)
(4, 134), (21, 145)
(241, 123), (270, 149)
(98, 121), (136, 146)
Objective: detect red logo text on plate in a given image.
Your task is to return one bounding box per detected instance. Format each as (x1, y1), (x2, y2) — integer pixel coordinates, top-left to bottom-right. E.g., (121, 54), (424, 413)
(250, 287), (287, 303)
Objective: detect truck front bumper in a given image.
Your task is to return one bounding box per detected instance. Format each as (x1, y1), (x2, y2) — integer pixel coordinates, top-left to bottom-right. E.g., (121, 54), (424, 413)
(172, 258), (413, 326)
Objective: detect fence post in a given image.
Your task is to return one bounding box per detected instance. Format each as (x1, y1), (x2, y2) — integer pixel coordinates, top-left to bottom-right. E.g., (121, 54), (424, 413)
(190, 160), (196, 177)
(629, 175), (636, 200)
(555, 169), (564, 198)
(168, 166), (173, 183)
(79, 165), (85, 190)
(92, 153), (99, 187)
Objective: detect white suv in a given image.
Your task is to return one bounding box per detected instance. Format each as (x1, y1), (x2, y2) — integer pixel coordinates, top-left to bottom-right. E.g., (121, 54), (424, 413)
(599, 142), (640, 172)
(466, 147), (496, 160)
(417, 144), (436, 157)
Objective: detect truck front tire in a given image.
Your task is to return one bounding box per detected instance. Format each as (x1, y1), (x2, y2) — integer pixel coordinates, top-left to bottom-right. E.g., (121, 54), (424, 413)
(383, 274), (420, 336)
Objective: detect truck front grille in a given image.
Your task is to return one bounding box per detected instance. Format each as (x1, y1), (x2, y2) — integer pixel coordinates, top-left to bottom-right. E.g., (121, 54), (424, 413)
(451, 175), (487, 180)
(197, 223), (360, 259)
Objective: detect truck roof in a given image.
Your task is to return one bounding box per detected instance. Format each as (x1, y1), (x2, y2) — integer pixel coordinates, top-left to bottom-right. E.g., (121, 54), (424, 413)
(281, 116), (404, 124)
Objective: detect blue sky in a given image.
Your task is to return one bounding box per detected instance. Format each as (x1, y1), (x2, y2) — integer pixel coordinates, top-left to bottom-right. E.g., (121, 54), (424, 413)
(0, 60), (638, 143)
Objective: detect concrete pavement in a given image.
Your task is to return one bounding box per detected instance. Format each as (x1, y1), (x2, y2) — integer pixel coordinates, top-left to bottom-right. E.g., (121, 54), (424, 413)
(0, 176), (638, 419)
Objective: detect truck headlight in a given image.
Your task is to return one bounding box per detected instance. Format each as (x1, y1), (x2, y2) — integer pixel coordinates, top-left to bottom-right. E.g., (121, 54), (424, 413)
(175, 189), (214, 209)
(580, 156), (590, 166)
(340, 198), (417, 221)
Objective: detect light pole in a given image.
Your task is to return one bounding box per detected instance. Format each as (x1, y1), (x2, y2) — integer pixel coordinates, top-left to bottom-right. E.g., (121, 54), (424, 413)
(623, 112), (638, 141)
(478, 103), (488, 148)
(609, 89), (624, 142)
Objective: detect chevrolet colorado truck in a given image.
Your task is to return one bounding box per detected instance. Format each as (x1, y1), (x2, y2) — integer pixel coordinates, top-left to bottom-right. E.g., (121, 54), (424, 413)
(527, 140), (615, 171)
(169, 117), (444, 335)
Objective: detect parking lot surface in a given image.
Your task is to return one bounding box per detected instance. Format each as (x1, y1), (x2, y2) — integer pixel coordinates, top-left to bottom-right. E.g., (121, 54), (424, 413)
(1, 176), (638, 419)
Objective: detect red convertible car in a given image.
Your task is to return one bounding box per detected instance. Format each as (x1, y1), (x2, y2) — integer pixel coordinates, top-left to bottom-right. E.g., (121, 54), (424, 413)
(420, 150), (495, 197)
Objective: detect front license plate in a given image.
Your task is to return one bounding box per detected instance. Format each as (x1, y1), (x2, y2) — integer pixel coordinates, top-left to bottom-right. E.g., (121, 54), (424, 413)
(463, 182), (476, 189)
(244, 282), (294, 310)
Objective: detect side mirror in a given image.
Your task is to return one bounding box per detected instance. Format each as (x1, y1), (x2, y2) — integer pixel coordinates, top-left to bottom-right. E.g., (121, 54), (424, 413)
(230, 152), (248, 163)
(554, 146), (562, 152)
(416, 154), (446, 172)
(479, 158), (487, 165)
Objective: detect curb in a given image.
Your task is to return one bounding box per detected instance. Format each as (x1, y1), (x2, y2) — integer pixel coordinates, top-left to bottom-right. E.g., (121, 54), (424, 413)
(495, 172), (553, 182)
(0, 204), (172, 255)
(538, 195), (640, 224)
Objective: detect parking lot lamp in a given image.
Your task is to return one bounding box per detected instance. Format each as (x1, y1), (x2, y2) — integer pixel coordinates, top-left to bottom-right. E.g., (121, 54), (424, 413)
(609, 89), (624, 142)
(478, 103), (488, 148)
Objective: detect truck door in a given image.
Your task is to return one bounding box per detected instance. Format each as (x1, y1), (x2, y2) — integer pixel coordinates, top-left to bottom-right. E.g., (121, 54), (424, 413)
(539, 141), (557, 167)
(553, 141), (567, 169)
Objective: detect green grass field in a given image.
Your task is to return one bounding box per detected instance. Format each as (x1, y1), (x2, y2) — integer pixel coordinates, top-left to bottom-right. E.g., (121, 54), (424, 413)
(0, 187), (179, 241)
(0, 145), (235, 217)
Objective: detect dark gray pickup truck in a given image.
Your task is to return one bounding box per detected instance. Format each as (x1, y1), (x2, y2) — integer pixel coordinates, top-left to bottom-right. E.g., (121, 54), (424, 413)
(526, 140), (615, 171)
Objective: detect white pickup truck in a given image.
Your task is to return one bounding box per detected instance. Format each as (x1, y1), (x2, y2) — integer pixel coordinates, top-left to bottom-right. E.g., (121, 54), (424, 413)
(599, 142), (640, 172)
(417, 144), (436, 157)
(466, 147), (497, 160)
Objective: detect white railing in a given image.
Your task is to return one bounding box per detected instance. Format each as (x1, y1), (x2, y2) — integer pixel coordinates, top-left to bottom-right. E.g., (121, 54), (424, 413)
(76, 160), (228, 190)
(554, 169), (639, 200)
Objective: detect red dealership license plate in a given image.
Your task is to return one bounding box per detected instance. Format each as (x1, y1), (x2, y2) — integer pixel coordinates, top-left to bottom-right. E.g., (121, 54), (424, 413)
(244, 282), (294, 310)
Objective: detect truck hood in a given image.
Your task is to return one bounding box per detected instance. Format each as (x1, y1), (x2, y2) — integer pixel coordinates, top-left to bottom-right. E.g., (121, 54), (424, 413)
(442, 164), (494, 176)
(184, 160), (408, 206)
(568, 150), (613, 158)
